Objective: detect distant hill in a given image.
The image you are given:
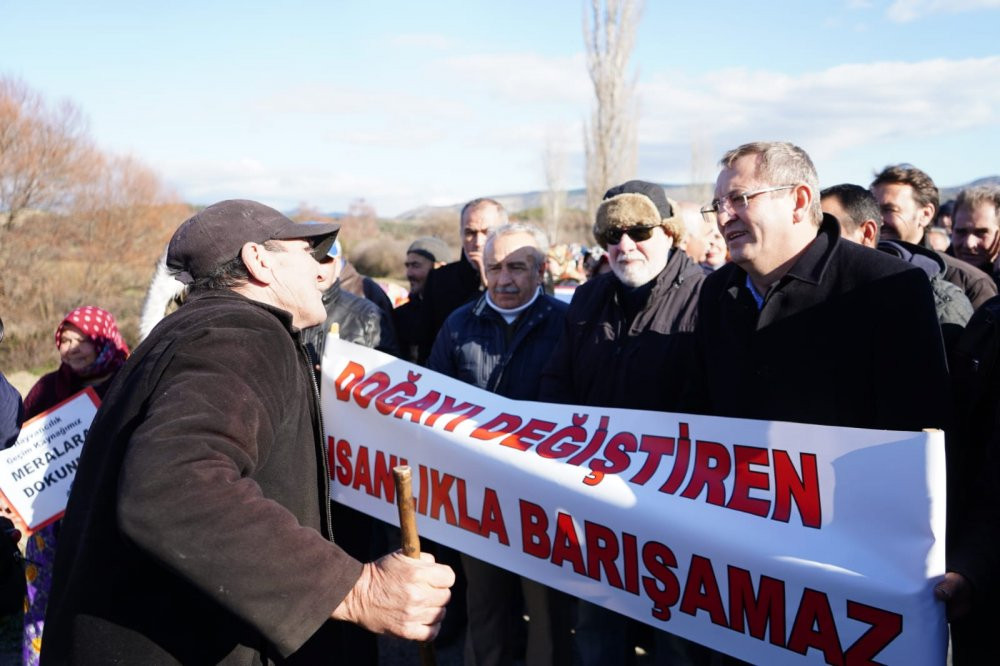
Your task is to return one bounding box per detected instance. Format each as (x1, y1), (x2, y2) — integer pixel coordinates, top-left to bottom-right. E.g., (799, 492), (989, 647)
(305, 175), (1000, 222)
(393, 183), (714, 221)
(941, 176), (1000, 201)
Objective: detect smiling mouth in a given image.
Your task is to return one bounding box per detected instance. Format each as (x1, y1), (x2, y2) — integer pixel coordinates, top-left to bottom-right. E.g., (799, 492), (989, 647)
(725, 230), (747, 242)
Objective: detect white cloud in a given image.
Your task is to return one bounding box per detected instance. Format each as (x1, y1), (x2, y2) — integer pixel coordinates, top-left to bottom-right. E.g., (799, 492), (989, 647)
(155, 53), (1000, 214)
(635, 56), (1000, 181)
(886, 0), (1000, 22)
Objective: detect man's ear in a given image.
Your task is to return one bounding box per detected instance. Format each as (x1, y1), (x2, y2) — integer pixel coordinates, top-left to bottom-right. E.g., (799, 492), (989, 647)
(791, 184), (814, 224)
(240, 242), (273, 285)
(860, 219), (880, 248)
(917, 203), (936, 230)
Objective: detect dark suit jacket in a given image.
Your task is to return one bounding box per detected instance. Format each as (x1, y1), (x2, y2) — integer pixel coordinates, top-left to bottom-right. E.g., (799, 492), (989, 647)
(414, 257), (483, 364)
(685, 214), (949, 431)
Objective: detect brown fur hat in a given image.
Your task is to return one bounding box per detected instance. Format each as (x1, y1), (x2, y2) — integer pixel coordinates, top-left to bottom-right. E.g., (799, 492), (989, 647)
(593, 180), (684, 247)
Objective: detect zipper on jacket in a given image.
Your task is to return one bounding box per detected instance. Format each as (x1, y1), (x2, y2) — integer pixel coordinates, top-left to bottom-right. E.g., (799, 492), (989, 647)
(303, 344), (335, 543)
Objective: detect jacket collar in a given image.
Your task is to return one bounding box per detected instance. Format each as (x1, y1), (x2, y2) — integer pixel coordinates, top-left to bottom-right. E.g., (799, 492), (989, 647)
(471, 290), (554, 324)
(651, 248), (701, 295)
(186, 288), (302, 339)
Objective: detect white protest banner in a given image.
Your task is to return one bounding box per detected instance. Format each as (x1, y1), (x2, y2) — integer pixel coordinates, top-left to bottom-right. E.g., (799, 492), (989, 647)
(0, 388), (99, 533)
(320, 337), (947, 665)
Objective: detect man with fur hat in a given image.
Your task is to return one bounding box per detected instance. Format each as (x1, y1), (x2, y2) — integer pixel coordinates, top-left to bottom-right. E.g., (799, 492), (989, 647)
(540, 180), (703, 412)
(42, 200), (454, 664)
(539, 180), (706, 665)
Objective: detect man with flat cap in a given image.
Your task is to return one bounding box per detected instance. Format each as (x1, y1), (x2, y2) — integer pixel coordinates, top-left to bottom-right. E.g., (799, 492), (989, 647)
(41, 200), (454, 665)
(540, 180), (706, 665)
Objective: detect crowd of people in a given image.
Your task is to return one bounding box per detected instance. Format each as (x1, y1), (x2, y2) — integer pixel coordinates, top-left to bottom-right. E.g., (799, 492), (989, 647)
(1, 140), (999, 664)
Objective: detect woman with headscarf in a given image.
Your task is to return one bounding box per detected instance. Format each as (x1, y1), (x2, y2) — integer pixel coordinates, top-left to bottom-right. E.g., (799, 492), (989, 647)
(21, 305), (129, 665)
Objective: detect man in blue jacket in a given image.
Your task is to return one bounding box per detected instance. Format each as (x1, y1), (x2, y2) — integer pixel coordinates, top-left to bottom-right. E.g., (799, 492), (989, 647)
(429, 222), (570, 666)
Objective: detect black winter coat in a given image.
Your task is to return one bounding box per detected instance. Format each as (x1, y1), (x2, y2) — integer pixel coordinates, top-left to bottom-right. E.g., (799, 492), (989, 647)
(42, 291), (363, 665)
(685, 215), (949, 432)
(539, 249), (704, 411)
(939, 250), (997, 309)
(338, 261), (394, 316)
(416, 258), (483, 364)
(303, 282), (399, 363)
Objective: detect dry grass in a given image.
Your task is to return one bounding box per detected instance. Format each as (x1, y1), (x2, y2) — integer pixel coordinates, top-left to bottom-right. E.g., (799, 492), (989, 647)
(0, 202), (194, 373)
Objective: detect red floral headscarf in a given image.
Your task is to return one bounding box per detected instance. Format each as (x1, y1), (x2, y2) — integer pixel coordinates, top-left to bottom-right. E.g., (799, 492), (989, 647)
(55, 306), (130, 379)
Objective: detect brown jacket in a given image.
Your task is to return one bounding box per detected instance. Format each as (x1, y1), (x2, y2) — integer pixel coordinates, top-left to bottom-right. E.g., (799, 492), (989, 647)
(43, 290), (362, 665)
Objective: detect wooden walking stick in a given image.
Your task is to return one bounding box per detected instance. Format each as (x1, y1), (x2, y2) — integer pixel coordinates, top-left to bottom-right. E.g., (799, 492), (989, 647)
(393, 465), (437, 666)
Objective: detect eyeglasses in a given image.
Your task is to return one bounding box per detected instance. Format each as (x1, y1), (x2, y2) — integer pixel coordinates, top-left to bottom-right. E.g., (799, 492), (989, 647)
(599, 224), (660, 247)
(700, 185), (796, 224)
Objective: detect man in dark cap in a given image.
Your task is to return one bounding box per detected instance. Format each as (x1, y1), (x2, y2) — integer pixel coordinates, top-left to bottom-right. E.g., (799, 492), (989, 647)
(539, 180), (706, 665)
(42, 200), (454, 664)
(394, 237), (453, 363)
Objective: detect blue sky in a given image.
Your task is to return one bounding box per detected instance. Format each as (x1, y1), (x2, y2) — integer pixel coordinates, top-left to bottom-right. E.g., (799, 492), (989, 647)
(4, 0), (999, 215)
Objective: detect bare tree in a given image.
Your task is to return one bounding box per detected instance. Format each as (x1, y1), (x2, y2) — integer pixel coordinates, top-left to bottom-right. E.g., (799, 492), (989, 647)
(583, 0), (641, 221)
(0, 76), (185, 369)
(689, 131), (716, 205)
(541, 135), (568, 244)
(0, 76), (93, 230)
(341, 197), (378, 249)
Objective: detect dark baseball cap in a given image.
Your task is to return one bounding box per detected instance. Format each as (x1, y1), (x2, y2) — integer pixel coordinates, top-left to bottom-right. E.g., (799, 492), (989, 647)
(166, 199), (340, 284)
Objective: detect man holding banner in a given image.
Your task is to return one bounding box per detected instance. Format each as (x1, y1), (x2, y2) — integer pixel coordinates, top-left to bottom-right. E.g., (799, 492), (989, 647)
(540, 180), (707, 665)
(689, 141), (949, 433)
(429, 222), (570, 666)
(40, 200), (454, 665)
(688, 141), (952, 661)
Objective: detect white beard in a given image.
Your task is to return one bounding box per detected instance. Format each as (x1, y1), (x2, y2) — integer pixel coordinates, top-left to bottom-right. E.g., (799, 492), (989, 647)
(611, 251), (668, 287)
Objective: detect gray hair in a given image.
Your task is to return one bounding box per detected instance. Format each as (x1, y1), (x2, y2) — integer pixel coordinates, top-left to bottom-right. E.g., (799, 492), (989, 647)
(955, 185), (1000, 218)
(721, 141), (822, 226)
(674, 200), (706, 238)
(485, 222), (549, 267)
(460, 198), (509, 229)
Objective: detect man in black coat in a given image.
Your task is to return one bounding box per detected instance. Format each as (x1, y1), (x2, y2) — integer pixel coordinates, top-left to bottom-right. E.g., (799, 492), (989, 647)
(540, 181), (703, 412)
(687, 143), (952, 664)
(41, 200), (453, 665)
(539, 180), (706, 666)
(689, 143), (948, 430)
(414, 198), (508, 364)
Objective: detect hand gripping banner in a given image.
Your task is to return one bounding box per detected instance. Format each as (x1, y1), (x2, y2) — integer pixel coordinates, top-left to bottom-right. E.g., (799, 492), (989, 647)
(320, 337), (947, 665)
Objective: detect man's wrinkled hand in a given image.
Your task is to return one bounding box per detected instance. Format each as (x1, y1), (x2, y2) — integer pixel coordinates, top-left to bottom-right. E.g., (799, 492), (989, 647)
(934, 571), (972, 622)
(332, 551), (454, 641)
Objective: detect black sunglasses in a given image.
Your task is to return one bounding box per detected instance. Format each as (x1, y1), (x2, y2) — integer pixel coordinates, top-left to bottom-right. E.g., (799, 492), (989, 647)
(600, 224), (659, 246)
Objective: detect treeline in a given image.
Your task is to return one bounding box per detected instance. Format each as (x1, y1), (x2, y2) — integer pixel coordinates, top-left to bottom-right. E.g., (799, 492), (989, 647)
(0, 75), (595, 374)
(0, 76), (191, 371)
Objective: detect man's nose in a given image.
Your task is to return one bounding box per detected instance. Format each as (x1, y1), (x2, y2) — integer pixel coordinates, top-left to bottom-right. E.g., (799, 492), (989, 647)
(617, 233), (638, 251)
